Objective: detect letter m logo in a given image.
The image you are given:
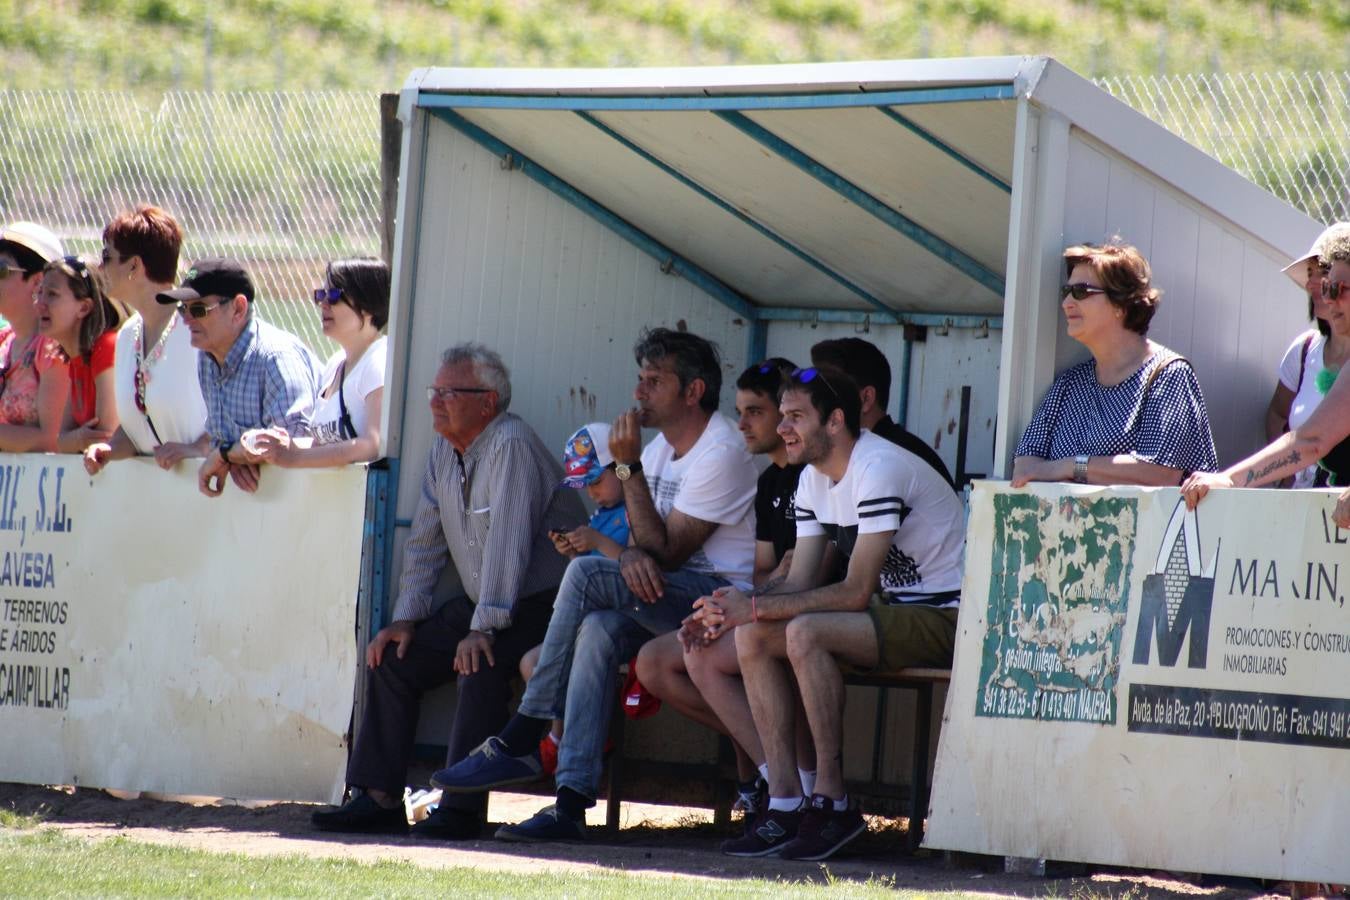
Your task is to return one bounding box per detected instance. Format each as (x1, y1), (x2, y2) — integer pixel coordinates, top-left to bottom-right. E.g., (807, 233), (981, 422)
(1133, 500), (1216, 669)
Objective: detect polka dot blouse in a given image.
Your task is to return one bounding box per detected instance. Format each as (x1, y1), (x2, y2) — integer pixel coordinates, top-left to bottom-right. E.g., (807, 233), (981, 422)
(1015, 348), (1218, 474)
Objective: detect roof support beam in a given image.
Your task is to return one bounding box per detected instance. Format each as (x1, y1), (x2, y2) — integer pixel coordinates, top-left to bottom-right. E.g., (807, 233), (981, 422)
(429, 108), (757, 321)
(417, 84), (1017, 113)
(876, 107), (1012, 193)
(714, 110), (1006, 297)
(755, 307), (1001, 329)
(575, 111), (897, 318)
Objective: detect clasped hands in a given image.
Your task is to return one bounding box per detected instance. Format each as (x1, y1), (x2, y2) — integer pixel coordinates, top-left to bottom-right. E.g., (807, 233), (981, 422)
(682, 586), (753, 650)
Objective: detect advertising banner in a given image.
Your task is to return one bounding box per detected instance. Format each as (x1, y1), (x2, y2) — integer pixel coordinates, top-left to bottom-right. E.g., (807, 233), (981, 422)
(0, 457), (366, 803)
(927, 482), (1350, 882)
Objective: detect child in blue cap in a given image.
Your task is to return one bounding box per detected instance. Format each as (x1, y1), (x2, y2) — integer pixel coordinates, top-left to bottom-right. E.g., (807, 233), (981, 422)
(550, 421), (629, 559)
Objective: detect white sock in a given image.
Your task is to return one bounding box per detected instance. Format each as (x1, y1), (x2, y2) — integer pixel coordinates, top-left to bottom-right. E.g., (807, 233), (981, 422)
(832, 793), (850, 811)
(767, 796), (803, 812)
(547, 732), (560, 746)
(757, 763), (769, 783)
(798, 768), (817, 796)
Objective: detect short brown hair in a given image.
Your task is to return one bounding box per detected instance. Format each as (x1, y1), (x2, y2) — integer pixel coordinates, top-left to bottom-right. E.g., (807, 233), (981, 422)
(103, 205), (183, 284)
(1063, 239), (1161, 336)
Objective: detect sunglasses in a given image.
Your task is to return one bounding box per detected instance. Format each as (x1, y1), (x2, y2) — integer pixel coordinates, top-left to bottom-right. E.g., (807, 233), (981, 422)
(313, 287), (345, 305)
(791, 366), (841, 398)
(0, 261), (24, 280)
(1061, 283), (1110, 301)
(426, 385), (493, 402)
(1323, 278), (1350, 302)
(176, 299), (228, 319)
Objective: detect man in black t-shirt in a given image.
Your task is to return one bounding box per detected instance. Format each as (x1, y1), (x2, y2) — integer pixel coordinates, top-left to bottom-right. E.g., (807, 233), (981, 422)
(811, 338), (955, 489)
(634, 359), (805, 816)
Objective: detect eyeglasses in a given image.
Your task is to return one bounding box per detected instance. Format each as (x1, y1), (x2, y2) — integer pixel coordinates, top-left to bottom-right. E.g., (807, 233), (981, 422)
(1323, 278), (1349, 302)
(313, 287), (344, 305)
(176, 299), (228, 319)
(1061, 283), (1110, 301)
(0, 262), (22, 281)
(426, 385), (493, 402)
(791, 366), (840, 399)
(100, 248), (122, 267)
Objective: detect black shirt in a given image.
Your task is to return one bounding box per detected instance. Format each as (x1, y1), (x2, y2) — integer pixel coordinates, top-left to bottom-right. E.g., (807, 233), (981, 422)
(870, 415), (956, 490)
(755, 461), (804, 564)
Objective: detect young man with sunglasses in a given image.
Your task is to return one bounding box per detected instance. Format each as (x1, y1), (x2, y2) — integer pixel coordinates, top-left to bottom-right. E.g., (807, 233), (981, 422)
(432, 327), (758, 843)
(694, 365), (965, 861)
(312, 342), (584, 840)
(155, 258), (321, 497)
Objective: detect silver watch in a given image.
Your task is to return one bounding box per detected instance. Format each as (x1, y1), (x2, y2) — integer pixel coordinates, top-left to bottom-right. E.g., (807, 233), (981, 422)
(1073, 454), (1090, 484)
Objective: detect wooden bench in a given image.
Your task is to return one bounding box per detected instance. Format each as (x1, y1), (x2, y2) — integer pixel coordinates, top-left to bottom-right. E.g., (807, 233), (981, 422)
(604, 665), (951, 852)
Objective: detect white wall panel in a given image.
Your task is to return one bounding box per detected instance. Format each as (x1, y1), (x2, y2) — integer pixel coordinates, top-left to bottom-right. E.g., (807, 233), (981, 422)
(394, 118), (753, 539)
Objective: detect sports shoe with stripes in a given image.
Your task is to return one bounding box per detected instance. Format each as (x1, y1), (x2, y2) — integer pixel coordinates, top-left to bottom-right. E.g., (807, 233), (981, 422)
(779, 793), (867, 861)
(720, 806), (804, 857)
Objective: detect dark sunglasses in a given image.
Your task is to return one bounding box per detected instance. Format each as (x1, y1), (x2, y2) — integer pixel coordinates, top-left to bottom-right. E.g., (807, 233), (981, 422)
(176, 299), (228, 320)
(0, 261), (25, 280)
(1061, 283), (1110, 301)
(1323, 278), (1349, 302)
(313, 287), (345, 305)
(791, 366), (840, 398)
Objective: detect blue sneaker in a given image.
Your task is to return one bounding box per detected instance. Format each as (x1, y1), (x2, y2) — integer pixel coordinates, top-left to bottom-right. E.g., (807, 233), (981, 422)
(494, 804), (586, 843)
(430, 736), (543, 793)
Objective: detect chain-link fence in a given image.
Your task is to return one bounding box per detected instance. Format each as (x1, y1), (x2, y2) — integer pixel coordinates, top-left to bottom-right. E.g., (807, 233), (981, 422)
(0, 91), (382, 355)
(1095, 72), (1350, 224)
(0, 78), (1345, 359)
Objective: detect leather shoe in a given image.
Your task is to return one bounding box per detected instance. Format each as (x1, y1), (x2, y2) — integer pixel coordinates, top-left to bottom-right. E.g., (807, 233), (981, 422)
(311, 792), (408, 835)
(410, 804), (482, 841)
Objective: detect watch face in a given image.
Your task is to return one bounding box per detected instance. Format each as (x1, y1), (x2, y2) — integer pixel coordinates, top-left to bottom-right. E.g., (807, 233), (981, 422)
(615, 463), (632, 481)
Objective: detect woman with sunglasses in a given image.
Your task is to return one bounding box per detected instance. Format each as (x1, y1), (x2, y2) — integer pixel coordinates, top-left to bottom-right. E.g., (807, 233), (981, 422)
(1185, 231), (1350, 520)
(83, 206), (208, 477)
(1012, 240), (1217, 488)
(250, 258), (388, 466)
(35, 256), (122, 453)
(1263, 223), (1350, 489)
(0, 222), (72, 453)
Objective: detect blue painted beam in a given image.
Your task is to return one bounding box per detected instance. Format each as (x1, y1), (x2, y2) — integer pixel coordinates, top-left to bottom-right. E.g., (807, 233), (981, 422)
(575, 111), (898, 318)
(747, 318), (769, 367)
(755, 307), (1001, 329)
(876, 107), (1011, 194)
(417, 84), (1016, 113)
(430, 108), (757, 320)
(715, 111), (1006, 297)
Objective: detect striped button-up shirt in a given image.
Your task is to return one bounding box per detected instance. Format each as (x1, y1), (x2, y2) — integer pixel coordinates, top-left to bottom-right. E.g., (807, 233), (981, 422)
(199, 316), (322, 446)
(391, 412), (586, 632)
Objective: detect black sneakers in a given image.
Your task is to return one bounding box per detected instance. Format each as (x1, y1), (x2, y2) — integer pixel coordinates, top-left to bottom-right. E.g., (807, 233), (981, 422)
(779, 793), (867, 861)
(720, 806), (804, 857)
(310, 792), (409, 835)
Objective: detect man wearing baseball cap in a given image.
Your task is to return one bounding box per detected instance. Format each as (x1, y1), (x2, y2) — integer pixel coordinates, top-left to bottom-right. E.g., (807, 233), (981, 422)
(157, 257), (321, 497)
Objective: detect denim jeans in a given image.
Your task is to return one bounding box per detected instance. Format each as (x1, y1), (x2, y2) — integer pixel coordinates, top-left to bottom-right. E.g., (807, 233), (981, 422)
(518, 555), (727, 800)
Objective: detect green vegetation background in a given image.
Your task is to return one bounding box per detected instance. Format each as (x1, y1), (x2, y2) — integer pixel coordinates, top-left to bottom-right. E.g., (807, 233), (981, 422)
(2, 0), (1347, 93)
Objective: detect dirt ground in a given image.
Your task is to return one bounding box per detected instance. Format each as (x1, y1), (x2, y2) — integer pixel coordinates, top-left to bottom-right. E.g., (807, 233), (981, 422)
(0, 782), (1297, 897)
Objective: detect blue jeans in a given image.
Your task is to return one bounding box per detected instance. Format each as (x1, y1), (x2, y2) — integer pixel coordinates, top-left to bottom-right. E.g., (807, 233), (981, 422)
(518, 555), (727, 800)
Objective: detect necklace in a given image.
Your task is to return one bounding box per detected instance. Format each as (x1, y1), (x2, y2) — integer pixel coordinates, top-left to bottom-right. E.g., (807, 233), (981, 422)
(133, 315), (175, 444)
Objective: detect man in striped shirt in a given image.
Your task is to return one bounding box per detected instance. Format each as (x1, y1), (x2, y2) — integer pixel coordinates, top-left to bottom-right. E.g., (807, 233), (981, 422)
(311, 343), (584, 840)
(694, 365), (965, 862)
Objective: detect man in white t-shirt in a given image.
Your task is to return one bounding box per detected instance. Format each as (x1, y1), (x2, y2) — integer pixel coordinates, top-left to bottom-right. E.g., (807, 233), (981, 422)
(695, 364), (965, 861)
(432, 327), (758, 842)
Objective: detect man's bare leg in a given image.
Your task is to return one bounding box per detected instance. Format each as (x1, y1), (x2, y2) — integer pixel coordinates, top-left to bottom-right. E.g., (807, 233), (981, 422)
(636, 632), (755, 779)
(734, 620), (799, 801)
(784, 612), (878, 801)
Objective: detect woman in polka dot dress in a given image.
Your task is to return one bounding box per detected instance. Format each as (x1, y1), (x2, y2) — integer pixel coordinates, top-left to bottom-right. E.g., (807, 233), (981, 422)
(1011, 240), (1218, 488)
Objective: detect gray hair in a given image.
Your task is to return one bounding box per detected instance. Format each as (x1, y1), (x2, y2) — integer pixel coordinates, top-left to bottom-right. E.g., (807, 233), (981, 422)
(440, 342), (512, 410)
(1317, 223), (1350, 268)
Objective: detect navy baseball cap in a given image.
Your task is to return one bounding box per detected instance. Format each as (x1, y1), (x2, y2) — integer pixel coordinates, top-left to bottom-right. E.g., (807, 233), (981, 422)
(156, 257), (255, 304)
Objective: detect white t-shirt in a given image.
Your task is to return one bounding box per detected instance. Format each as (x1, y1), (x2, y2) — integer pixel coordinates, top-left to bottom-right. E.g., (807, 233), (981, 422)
(641, 412), (757, 589)
(312, 336), (387, 446)
(114, 313), (207, 453)
(794, 431), (965, 605)
(1277, 329), (1326, 489)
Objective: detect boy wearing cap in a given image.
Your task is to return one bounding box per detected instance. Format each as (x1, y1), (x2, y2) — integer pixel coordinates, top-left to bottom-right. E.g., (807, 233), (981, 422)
(156, 257), (321, 497)
(549, 422), (630, 561)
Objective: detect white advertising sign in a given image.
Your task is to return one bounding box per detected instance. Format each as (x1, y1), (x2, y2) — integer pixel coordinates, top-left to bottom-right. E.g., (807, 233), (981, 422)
(0, 456), (366, 803)
(928, 482), (1350, 883)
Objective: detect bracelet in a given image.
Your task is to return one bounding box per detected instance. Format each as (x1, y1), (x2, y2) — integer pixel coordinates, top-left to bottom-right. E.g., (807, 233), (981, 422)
(751, 594), (759, 623)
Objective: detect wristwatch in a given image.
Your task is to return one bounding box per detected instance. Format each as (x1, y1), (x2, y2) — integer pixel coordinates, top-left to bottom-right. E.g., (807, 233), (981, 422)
(1073, 454), (1090, 484)
(219, 441), (234, 465)
(614, 460), (643, 481)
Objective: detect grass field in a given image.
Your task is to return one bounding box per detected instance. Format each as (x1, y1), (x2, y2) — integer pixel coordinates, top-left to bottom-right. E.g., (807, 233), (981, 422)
(2, 0), (1347, 95)
(0, 826), (939, 899)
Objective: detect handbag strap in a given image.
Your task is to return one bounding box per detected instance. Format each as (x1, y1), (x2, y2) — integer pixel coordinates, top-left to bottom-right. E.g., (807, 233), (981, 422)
(336, 362), (357, 441)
